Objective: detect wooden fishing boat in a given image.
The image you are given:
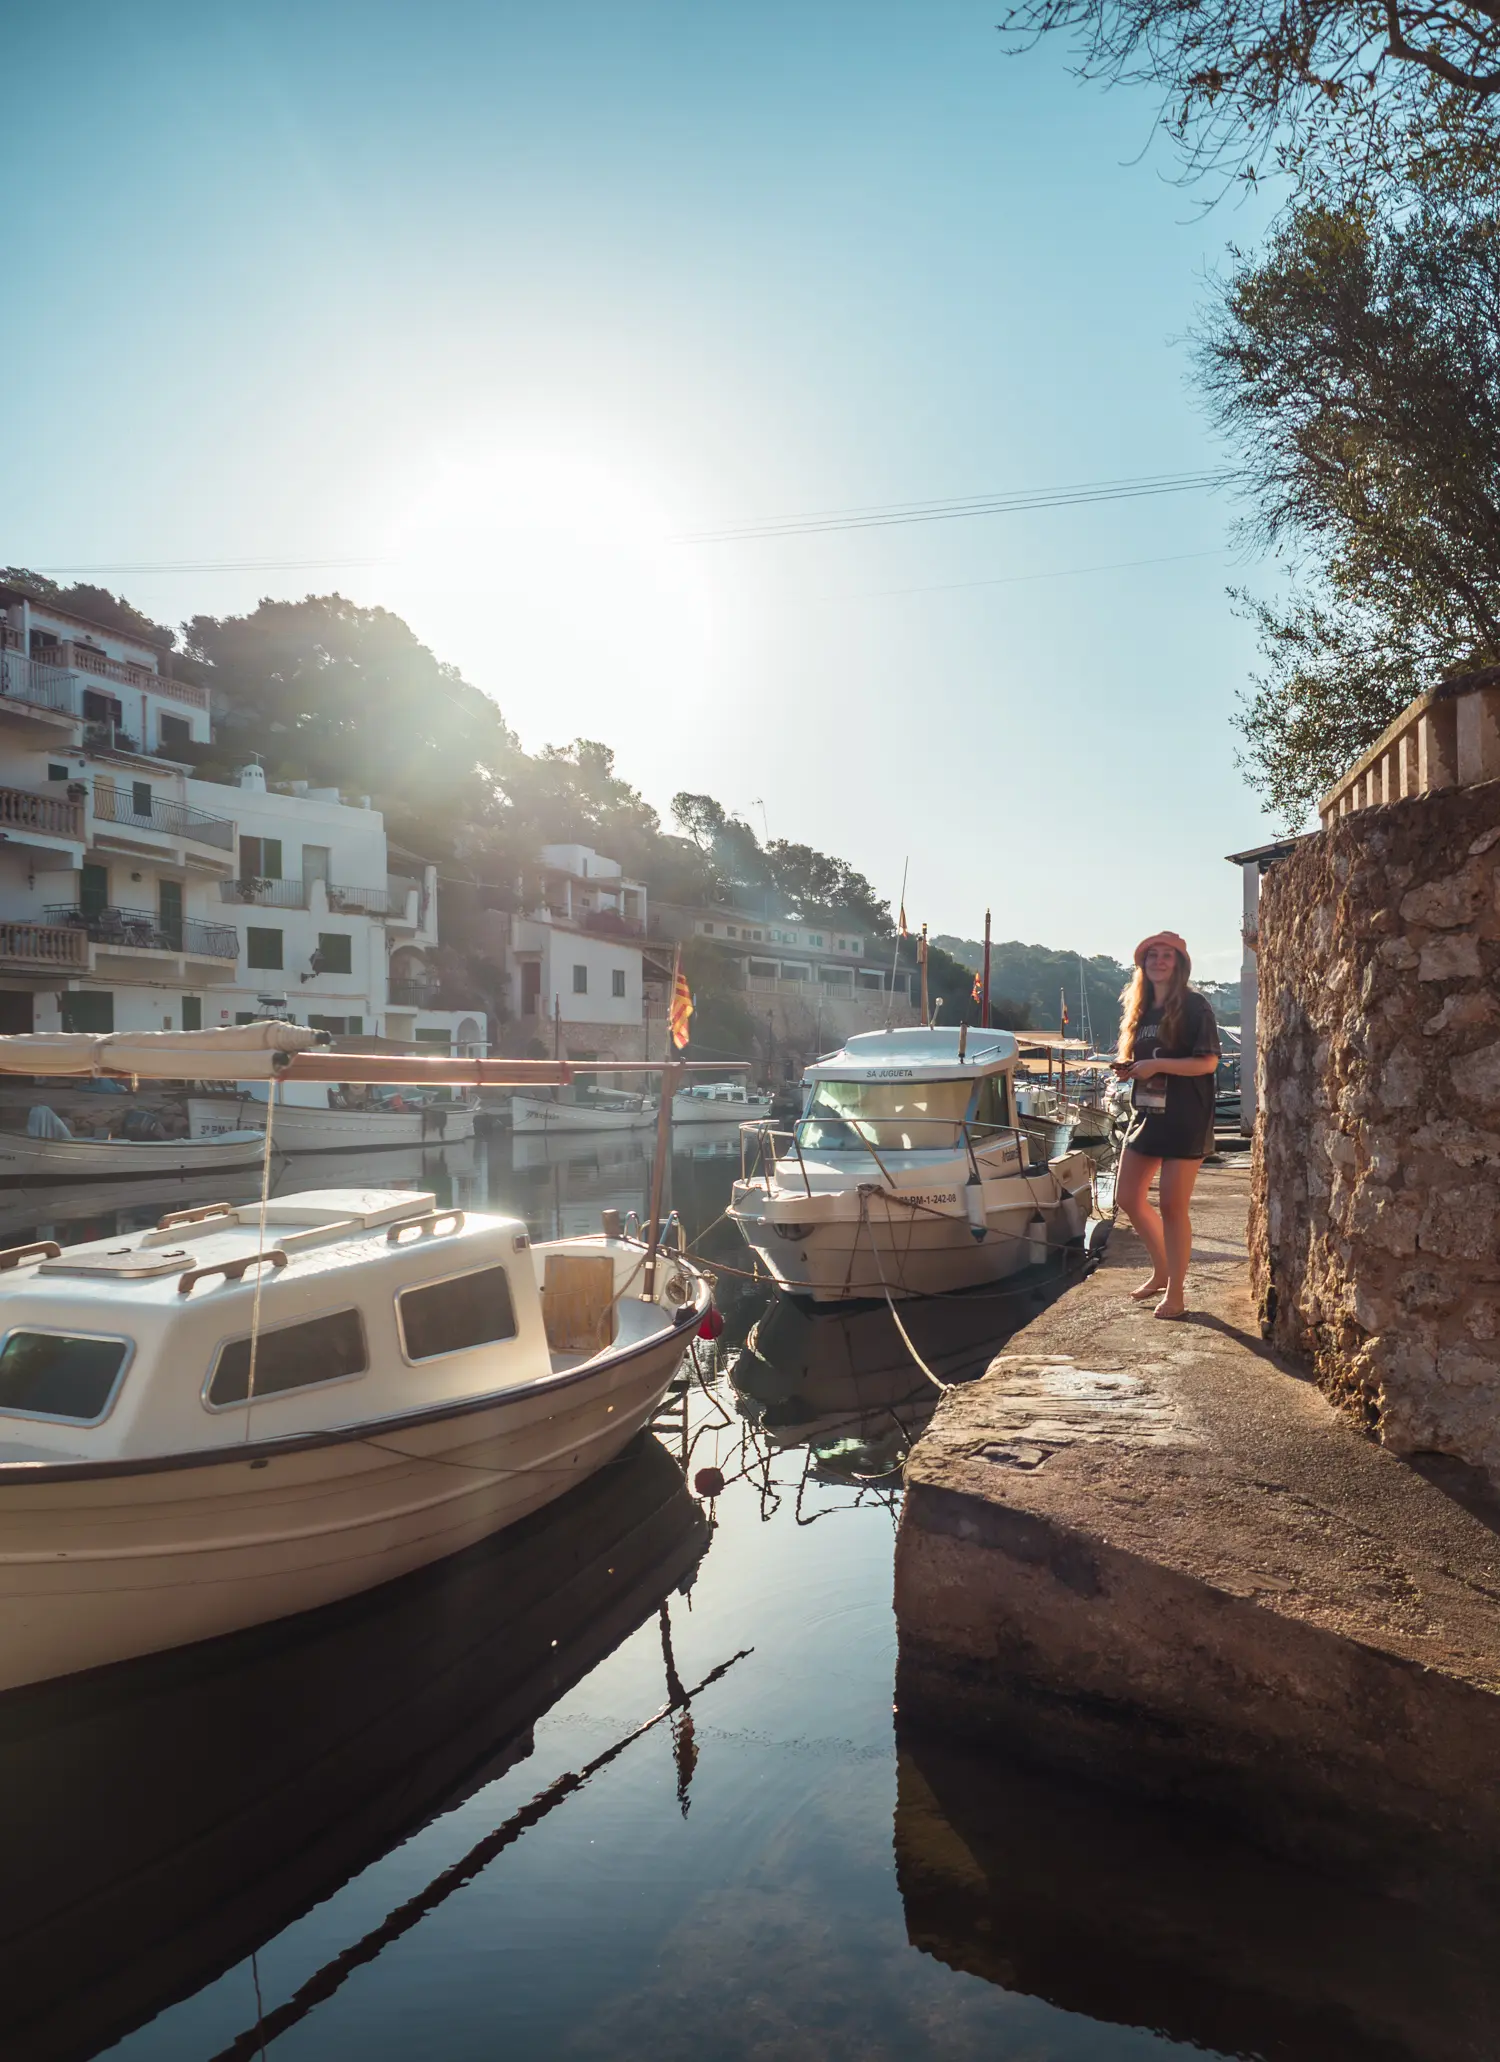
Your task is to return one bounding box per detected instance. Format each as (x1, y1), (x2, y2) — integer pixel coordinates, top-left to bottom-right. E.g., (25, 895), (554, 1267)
(0, 1185), (710, 1691)
(511, 1087), (659, 1134)
(0, 1123), (269, 1185)
(672, 1080), (773, 1124)
(188, 1085), (478, 1152)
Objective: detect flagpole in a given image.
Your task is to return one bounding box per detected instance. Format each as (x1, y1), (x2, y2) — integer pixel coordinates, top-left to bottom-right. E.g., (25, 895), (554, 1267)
(885, 857), (909, 1030)
(643, 945), (684, 1299)
(919, 922), (929, 1024)
(981, 908), (991, 1031)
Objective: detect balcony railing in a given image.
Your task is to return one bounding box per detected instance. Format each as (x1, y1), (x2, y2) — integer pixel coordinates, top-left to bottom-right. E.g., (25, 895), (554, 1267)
(0, 922), (87, 968)
(93, 783), (235, 850)
(388, 977), (441, 1007)
(582, 908), (645, 938)
(45, 904), (239, 960)
(0, 652), (77, 718)
(1319, 668), (1500, 827)
(0, 785), (84, 841)
(220, 877), (312, 909)
(27, 640), (210, 710)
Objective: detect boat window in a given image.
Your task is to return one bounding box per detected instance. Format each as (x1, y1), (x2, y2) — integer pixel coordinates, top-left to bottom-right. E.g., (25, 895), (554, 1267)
(801, 1077), (974, 1152)
(398, 1264), (519, 1362)
(972, 1072), (1013, 1132)
(0, 1330), (130, 1424)
(208, 1308), (366, 1407)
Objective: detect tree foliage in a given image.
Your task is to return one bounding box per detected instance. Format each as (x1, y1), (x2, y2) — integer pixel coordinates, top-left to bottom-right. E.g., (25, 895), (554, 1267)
(1197, 200), (1500, 817)
(1, 568), (177, 650)
(998, 0), (1500, 203)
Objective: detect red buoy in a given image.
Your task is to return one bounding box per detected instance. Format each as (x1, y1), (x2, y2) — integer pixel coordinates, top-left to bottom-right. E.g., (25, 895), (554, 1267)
(697, 1306), (725, 1342)
(694, 1466), (726, 1498)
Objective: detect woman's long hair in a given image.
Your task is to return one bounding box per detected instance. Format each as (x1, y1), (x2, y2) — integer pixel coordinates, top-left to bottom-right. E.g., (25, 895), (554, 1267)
(1117, 950), (1191, 1060)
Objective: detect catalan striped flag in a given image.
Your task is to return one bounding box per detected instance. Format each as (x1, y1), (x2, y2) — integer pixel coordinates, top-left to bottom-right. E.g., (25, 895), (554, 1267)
(670, 966), (695, 1050)
(971, 969), (983, 1004)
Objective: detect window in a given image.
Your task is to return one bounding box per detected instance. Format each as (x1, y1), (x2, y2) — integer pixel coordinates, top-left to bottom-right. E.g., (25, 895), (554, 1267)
(702, 923), (714, 934)
(239, 835), (282, 880)
(247, 928), (283, 970)
(398, 1265), (518, 1361)
(974, 1072), (1013, 1131)
(61, 991), (113, 1033)
(612, 968), (626, 998)
(726, 925), (737, 937)
(748, 958), (778, 978)
(182, 995), (202, 1031)
(802, 1078), (974, 1153)
(316, 932), (352, 973)
(131, 781), (153, 818)
(47, 763), (68, 782)
(752, 931), (763, 941)
(307, 1013), (363, 1035)
(208, 1308), (367, 1407)
(159, 713), (191, 753)
(780, 962), (808, 981)
(82, 688), (124, 727)
(0, 1330), (130, 1424)
(572, 964), (588, 994)
(80, 862), (108, 918)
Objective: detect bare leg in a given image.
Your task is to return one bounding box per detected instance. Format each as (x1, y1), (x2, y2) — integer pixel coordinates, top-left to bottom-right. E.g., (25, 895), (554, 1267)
(1115, 1149), (1167, 1297)
(1154, 1157), (1202, 1318)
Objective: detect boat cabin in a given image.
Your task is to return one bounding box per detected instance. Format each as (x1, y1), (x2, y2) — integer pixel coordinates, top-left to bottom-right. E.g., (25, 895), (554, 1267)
(796, 1028), (1019, 1157)
(0, 1189), (631, 1465)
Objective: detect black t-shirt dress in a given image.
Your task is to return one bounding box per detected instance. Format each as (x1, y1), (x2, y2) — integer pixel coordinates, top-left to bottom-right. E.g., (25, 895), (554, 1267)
(1122, 989), (1221, 1161)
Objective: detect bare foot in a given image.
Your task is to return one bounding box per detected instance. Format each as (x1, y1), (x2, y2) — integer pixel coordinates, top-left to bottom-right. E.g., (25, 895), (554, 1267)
(1130, 1275), (1168, 1301)
(1153, 1296), (1187, 1321)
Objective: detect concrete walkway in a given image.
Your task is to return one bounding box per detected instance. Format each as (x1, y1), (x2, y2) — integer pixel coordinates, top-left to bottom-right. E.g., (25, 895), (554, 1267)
(895, 1161), (1500, 1884)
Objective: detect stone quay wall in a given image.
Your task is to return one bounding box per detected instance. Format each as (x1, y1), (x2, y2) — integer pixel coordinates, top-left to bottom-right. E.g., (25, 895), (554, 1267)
(1250, 781), (1500, 1476)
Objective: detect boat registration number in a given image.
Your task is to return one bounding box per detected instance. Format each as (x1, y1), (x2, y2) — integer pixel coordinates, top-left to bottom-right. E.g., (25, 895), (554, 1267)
(900, 1190), (958, 1207)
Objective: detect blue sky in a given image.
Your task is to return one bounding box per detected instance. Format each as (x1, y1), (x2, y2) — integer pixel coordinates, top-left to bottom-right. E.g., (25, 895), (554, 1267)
(6, 0), (1285, 976)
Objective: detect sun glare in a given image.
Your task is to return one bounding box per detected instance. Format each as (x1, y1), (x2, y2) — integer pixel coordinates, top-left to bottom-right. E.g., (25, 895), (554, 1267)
(383, 440), (728, 749)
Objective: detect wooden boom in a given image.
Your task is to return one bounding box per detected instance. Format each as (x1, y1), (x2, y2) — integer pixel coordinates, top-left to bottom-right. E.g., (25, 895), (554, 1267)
(277, 1055), (747, 1087)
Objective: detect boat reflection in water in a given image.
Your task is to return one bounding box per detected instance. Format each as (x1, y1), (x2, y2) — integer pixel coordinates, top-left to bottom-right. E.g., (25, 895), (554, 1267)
(894, 1726), (1500, 2062)
(509, 1129), (652, 1240)
(0, 1434), (707, 2062)
(732, 1286), (1026, 1488)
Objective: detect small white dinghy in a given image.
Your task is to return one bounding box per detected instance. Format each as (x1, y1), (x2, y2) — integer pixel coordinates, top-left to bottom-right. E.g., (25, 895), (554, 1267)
(511, 1088), (659, 1134)
(0, 1186), (710, 1691)
(728, 1027), (1095, 1304)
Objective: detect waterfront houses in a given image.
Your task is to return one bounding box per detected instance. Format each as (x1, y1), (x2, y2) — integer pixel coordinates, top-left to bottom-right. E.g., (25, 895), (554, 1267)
(489, 843), (658, 1061)
(0, 587), (484, 1053)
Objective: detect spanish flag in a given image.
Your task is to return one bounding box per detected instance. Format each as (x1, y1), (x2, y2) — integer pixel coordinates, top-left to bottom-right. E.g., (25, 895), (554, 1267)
(971, 969), (983, 1004)
(670, 967), (694, 1050)
(898, 901), (908, 936)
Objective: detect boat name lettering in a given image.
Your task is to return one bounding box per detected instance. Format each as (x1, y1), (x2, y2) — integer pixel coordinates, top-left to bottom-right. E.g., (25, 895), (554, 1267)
(864, 1068), (914, 1079)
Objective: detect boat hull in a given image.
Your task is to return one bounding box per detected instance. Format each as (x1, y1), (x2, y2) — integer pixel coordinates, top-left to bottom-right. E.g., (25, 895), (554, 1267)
(0, 1309), (701, 1693)
(0, 1130), (268, 1185)
(671, 1093), (773, 1125)
(730, 1159), (1094, 1304)
(188, 1096), (477, 1152)
(510, 1093), (657, 1133)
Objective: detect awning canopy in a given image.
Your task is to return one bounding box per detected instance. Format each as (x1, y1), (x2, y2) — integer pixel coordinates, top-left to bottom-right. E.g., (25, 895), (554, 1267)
(0, 1023), (320, 1080)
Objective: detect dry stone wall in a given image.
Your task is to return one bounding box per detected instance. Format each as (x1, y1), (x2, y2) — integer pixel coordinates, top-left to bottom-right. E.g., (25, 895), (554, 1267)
(1250, 782), (1500, 1477)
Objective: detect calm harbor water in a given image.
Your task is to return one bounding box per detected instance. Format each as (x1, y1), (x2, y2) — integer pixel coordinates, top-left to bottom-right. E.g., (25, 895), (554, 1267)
(0, 1127), (1409, 2061)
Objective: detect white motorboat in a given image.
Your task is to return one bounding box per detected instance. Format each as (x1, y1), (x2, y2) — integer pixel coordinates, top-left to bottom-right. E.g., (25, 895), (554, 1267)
(728, 1027), (1096, 1304)
(188, 1084), (477, 1152)
(511, 1088), (658, 1134)
(0, 1118), (268, 1186)
(0, 1184), (711, 1691)
(672, 1080), (773, 1125)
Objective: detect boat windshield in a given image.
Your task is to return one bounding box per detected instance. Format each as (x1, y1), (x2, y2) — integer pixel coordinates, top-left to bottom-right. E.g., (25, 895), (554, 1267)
(799, 1077), (973, 1152)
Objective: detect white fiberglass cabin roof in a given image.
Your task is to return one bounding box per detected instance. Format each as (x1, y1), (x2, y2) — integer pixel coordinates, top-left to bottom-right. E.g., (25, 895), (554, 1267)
(804, 1027), (1018, 1084)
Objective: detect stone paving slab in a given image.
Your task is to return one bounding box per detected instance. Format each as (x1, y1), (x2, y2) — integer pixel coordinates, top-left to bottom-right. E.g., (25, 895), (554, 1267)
(894, 1162), (1500, 1879)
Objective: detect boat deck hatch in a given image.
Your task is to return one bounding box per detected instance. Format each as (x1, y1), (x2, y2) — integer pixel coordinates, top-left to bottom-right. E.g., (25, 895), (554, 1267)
(38, 1246), (194, 1280)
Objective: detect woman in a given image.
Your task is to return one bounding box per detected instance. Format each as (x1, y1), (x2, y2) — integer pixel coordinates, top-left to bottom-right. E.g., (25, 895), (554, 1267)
(1113, 932), (1221, 1320)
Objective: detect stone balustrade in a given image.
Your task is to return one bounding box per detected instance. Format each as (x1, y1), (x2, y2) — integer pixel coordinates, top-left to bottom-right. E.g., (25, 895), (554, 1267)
(1319, 668), (1500, 827)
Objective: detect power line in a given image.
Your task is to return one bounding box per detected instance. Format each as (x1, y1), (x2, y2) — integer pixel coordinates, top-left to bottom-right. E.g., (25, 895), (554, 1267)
(678, 469), (1237, 543)
(863, 544), (1229, 597)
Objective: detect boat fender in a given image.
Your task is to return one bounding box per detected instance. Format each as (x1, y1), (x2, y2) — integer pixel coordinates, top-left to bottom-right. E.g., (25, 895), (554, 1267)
(1025, 1212), (1048, 1267)
(694, 1466), (726, 1499)
(1083, 1215), (1112, 1259)
(698, 1305), (726, 1341)
(964, 1176), (987, 1242)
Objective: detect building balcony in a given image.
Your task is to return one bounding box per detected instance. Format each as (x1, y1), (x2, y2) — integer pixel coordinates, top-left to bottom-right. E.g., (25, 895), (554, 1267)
(582, 908), (645, 939)
(388, 976), (441, 1008)
(0, 921), (88, 970)
(12, 634), (209, 709)
(45, 904), (240, 961)
(220, 877), (311, 909)
(92, 784), (235, 851)
(0, 651), (79, 723)
(0, 784), (85, 845)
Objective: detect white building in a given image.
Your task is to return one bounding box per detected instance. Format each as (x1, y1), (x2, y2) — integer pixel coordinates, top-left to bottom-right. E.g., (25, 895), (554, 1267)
(494, 843), (654, 1060)
(0, 586), (484, 1053)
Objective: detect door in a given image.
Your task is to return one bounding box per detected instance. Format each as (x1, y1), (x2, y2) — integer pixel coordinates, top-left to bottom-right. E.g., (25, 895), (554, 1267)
(159, 879), (183, 951)
(0, 993), (33, 1034)
(80, 863), (108, 919)
(521, 960), (542, 1015)
(182, 994), (202, 1031)
(303, 844), (331, 893)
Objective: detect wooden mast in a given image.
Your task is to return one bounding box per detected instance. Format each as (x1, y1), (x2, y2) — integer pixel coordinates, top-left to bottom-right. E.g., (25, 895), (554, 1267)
(642, 945), (684, 1299)
(980, 908), (991, 1031)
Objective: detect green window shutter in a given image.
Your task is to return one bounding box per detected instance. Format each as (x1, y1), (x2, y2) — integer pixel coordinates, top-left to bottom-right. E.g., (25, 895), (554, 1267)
(61, 991), (114, 1033)
(317, 932), (352, 973)
(182, 995), (203, 1031)
(246, 928), (283, 970)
